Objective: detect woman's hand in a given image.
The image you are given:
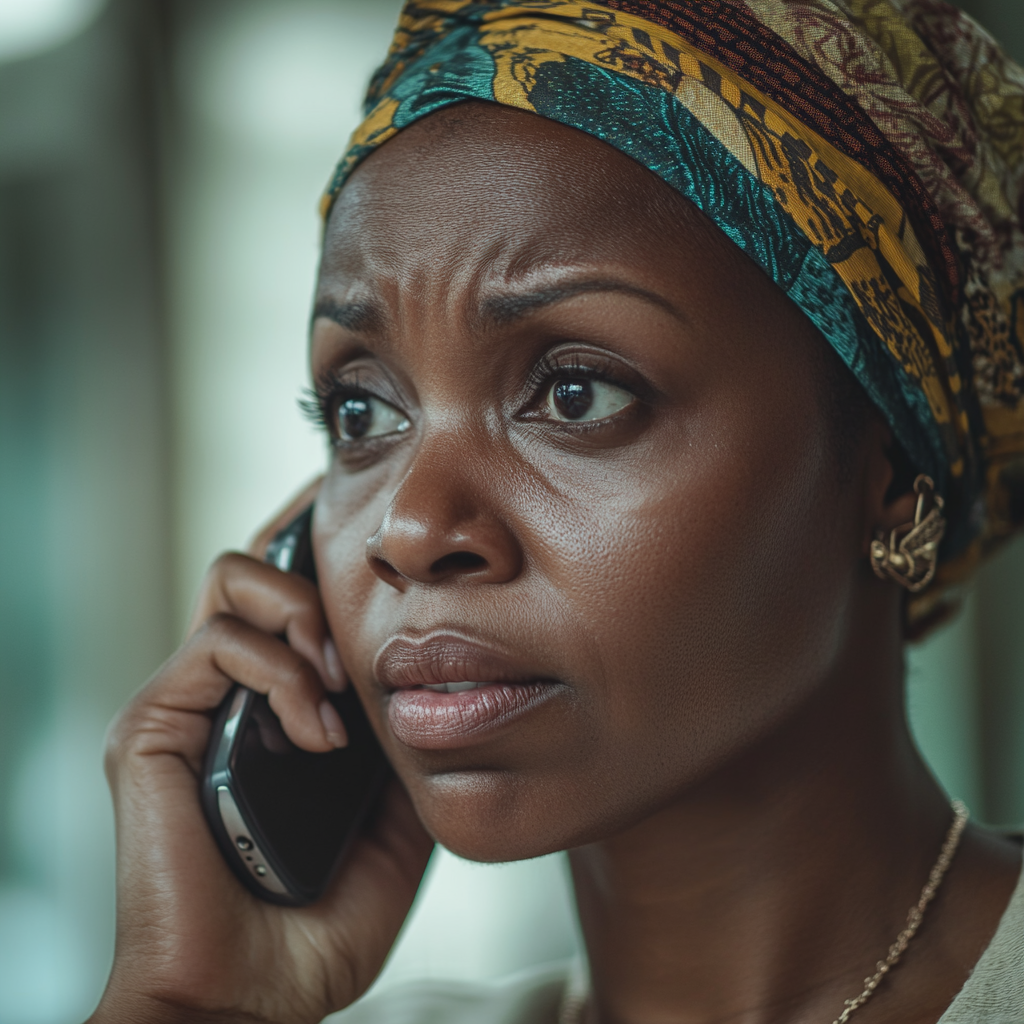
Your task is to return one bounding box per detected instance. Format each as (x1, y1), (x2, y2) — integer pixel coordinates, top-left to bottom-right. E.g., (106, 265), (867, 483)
(90, 526), (433, 1023)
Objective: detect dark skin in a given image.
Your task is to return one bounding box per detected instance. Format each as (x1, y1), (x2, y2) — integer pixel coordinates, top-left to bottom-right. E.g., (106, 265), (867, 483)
(90, 104), (1020, 1024)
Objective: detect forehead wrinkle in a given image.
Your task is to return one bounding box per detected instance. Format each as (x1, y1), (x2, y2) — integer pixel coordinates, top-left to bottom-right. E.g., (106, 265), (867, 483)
(480, 277), (685, 327)
(311, 296), (385, 335)
(471, 227), (690, 330)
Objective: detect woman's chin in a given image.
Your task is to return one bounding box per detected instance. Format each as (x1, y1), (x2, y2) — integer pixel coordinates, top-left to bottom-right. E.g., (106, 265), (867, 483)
(429, 827), (571, 864)
(405, 772), (585, 864)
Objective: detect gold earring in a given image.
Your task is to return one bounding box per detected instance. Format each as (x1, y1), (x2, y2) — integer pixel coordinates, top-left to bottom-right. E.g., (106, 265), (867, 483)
(870, 474), (946, 592)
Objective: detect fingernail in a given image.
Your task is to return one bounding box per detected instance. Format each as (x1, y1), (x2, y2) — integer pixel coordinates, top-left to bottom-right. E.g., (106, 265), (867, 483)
(323, 637), (346, 692)
(319, 699), (348, 748)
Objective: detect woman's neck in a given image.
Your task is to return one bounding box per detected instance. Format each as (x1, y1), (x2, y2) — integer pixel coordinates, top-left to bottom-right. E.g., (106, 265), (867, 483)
(569, 613), (1017, 1024)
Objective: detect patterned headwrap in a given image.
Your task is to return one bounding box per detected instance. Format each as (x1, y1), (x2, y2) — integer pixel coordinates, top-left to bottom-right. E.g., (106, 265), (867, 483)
(321, 0), (1024, 630)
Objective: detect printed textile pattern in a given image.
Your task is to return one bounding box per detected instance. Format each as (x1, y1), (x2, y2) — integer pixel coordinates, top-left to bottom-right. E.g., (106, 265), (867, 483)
(322, 0), (1024, 629)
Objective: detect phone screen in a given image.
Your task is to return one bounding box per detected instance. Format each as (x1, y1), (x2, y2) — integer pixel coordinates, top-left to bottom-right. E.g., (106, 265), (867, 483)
(232, 687), (389, 896)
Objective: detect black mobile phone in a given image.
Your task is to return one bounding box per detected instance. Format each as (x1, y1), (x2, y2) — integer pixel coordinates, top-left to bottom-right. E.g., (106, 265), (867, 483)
(201, 506), (391, 906)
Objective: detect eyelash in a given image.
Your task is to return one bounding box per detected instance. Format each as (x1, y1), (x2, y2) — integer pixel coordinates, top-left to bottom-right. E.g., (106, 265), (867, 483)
(299, 352), (639, 443)
(525, 352), (631, 402)
(299, 370), (373, 445)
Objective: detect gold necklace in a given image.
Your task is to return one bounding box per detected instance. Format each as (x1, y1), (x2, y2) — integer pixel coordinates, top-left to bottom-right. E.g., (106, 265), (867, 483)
(558, 801), (970, 1024)
(830, 800), (969, 1023)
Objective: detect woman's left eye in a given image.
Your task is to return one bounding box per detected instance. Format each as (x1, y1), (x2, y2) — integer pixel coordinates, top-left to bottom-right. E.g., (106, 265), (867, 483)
(337, 395), (410, 441)
(545, 377), (634, 423)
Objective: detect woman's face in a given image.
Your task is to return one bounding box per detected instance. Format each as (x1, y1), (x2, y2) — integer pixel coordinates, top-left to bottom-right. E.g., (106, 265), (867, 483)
(311, 104), (869, 861)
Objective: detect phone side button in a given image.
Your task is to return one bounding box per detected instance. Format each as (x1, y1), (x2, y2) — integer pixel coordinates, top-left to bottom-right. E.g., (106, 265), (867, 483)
(216, 785), (290, 897)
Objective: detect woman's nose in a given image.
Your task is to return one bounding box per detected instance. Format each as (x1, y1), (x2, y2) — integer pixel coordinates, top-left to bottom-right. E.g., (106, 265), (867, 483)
(365, 448), (523, 589)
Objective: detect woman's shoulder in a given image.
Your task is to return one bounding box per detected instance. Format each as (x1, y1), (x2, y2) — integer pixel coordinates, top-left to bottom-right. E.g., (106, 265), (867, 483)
(331, 959), (580, 1024)
(940, 844), (1024, 1022)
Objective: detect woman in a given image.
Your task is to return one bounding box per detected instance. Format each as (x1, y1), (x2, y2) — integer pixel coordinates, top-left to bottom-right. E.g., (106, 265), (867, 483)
(89, 2), (1024, 1022)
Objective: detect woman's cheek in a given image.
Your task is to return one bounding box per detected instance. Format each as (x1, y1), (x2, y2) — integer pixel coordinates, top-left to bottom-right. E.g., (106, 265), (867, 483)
(536, 417), (840, 781)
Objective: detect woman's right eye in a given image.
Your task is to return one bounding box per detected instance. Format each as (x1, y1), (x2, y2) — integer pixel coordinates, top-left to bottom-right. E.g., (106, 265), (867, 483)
(337, 395), (411, 442)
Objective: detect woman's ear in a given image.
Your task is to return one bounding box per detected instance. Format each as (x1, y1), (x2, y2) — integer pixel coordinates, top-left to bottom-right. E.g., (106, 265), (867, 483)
(248, 475), (324, 558)
(861, 417), (920, 556)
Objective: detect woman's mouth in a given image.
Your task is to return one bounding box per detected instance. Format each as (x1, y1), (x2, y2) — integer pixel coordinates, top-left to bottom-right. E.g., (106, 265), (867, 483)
(417, 681), (489, 693)
(374, 634), (561, 750)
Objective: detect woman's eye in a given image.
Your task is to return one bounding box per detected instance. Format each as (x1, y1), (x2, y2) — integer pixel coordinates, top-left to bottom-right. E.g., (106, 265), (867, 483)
(545, 377), (634, 423)
(337, 395), (410, 441)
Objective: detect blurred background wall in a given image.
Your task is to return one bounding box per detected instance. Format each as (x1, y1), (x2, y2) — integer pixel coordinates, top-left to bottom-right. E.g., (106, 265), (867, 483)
(0, 1), (1021, 1021)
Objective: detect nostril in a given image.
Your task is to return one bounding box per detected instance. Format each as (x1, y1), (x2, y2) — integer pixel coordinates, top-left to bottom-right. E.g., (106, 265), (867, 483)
(368, 554), (401, 584)
(430, 550), (487, 576)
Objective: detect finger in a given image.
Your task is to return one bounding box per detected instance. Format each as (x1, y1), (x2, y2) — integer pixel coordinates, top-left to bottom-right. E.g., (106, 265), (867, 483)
(188, 552), (343, 692)
(248, 477), (323, 559)
(147, 615), (344, 753)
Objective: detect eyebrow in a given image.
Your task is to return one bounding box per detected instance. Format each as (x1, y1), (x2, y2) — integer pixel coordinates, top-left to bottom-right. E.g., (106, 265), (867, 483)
(480, 278), (685, 325)
(311, 298), (384, 333)
(310, 278), (685, 334)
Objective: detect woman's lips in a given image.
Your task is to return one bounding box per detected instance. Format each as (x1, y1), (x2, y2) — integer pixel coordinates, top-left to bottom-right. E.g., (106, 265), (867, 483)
(387, 683), (557, 749)
(375, 634), (560, 750)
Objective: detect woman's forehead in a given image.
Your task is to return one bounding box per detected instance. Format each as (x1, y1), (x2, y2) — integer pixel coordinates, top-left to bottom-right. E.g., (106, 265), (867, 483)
(320, 105), (723, 293)
(310, 107), (820, 405)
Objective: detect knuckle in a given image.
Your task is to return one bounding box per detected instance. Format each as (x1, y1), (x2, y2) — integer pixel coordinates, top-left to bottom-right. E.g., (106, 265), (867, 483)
(279, 576), (320, 614)
(208, 549), (251, 578)
(196, 610), (243, 642)
(103, 701), (147, 779)
(196, 551), (245, 603)
(288, 594), (329, 639)
(296, 587), (326, 619)
(103, 711), (129, 770)
(279, 657), (317, 696)
(281, 663), (309, 694)
(204, 609), (236, 631)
